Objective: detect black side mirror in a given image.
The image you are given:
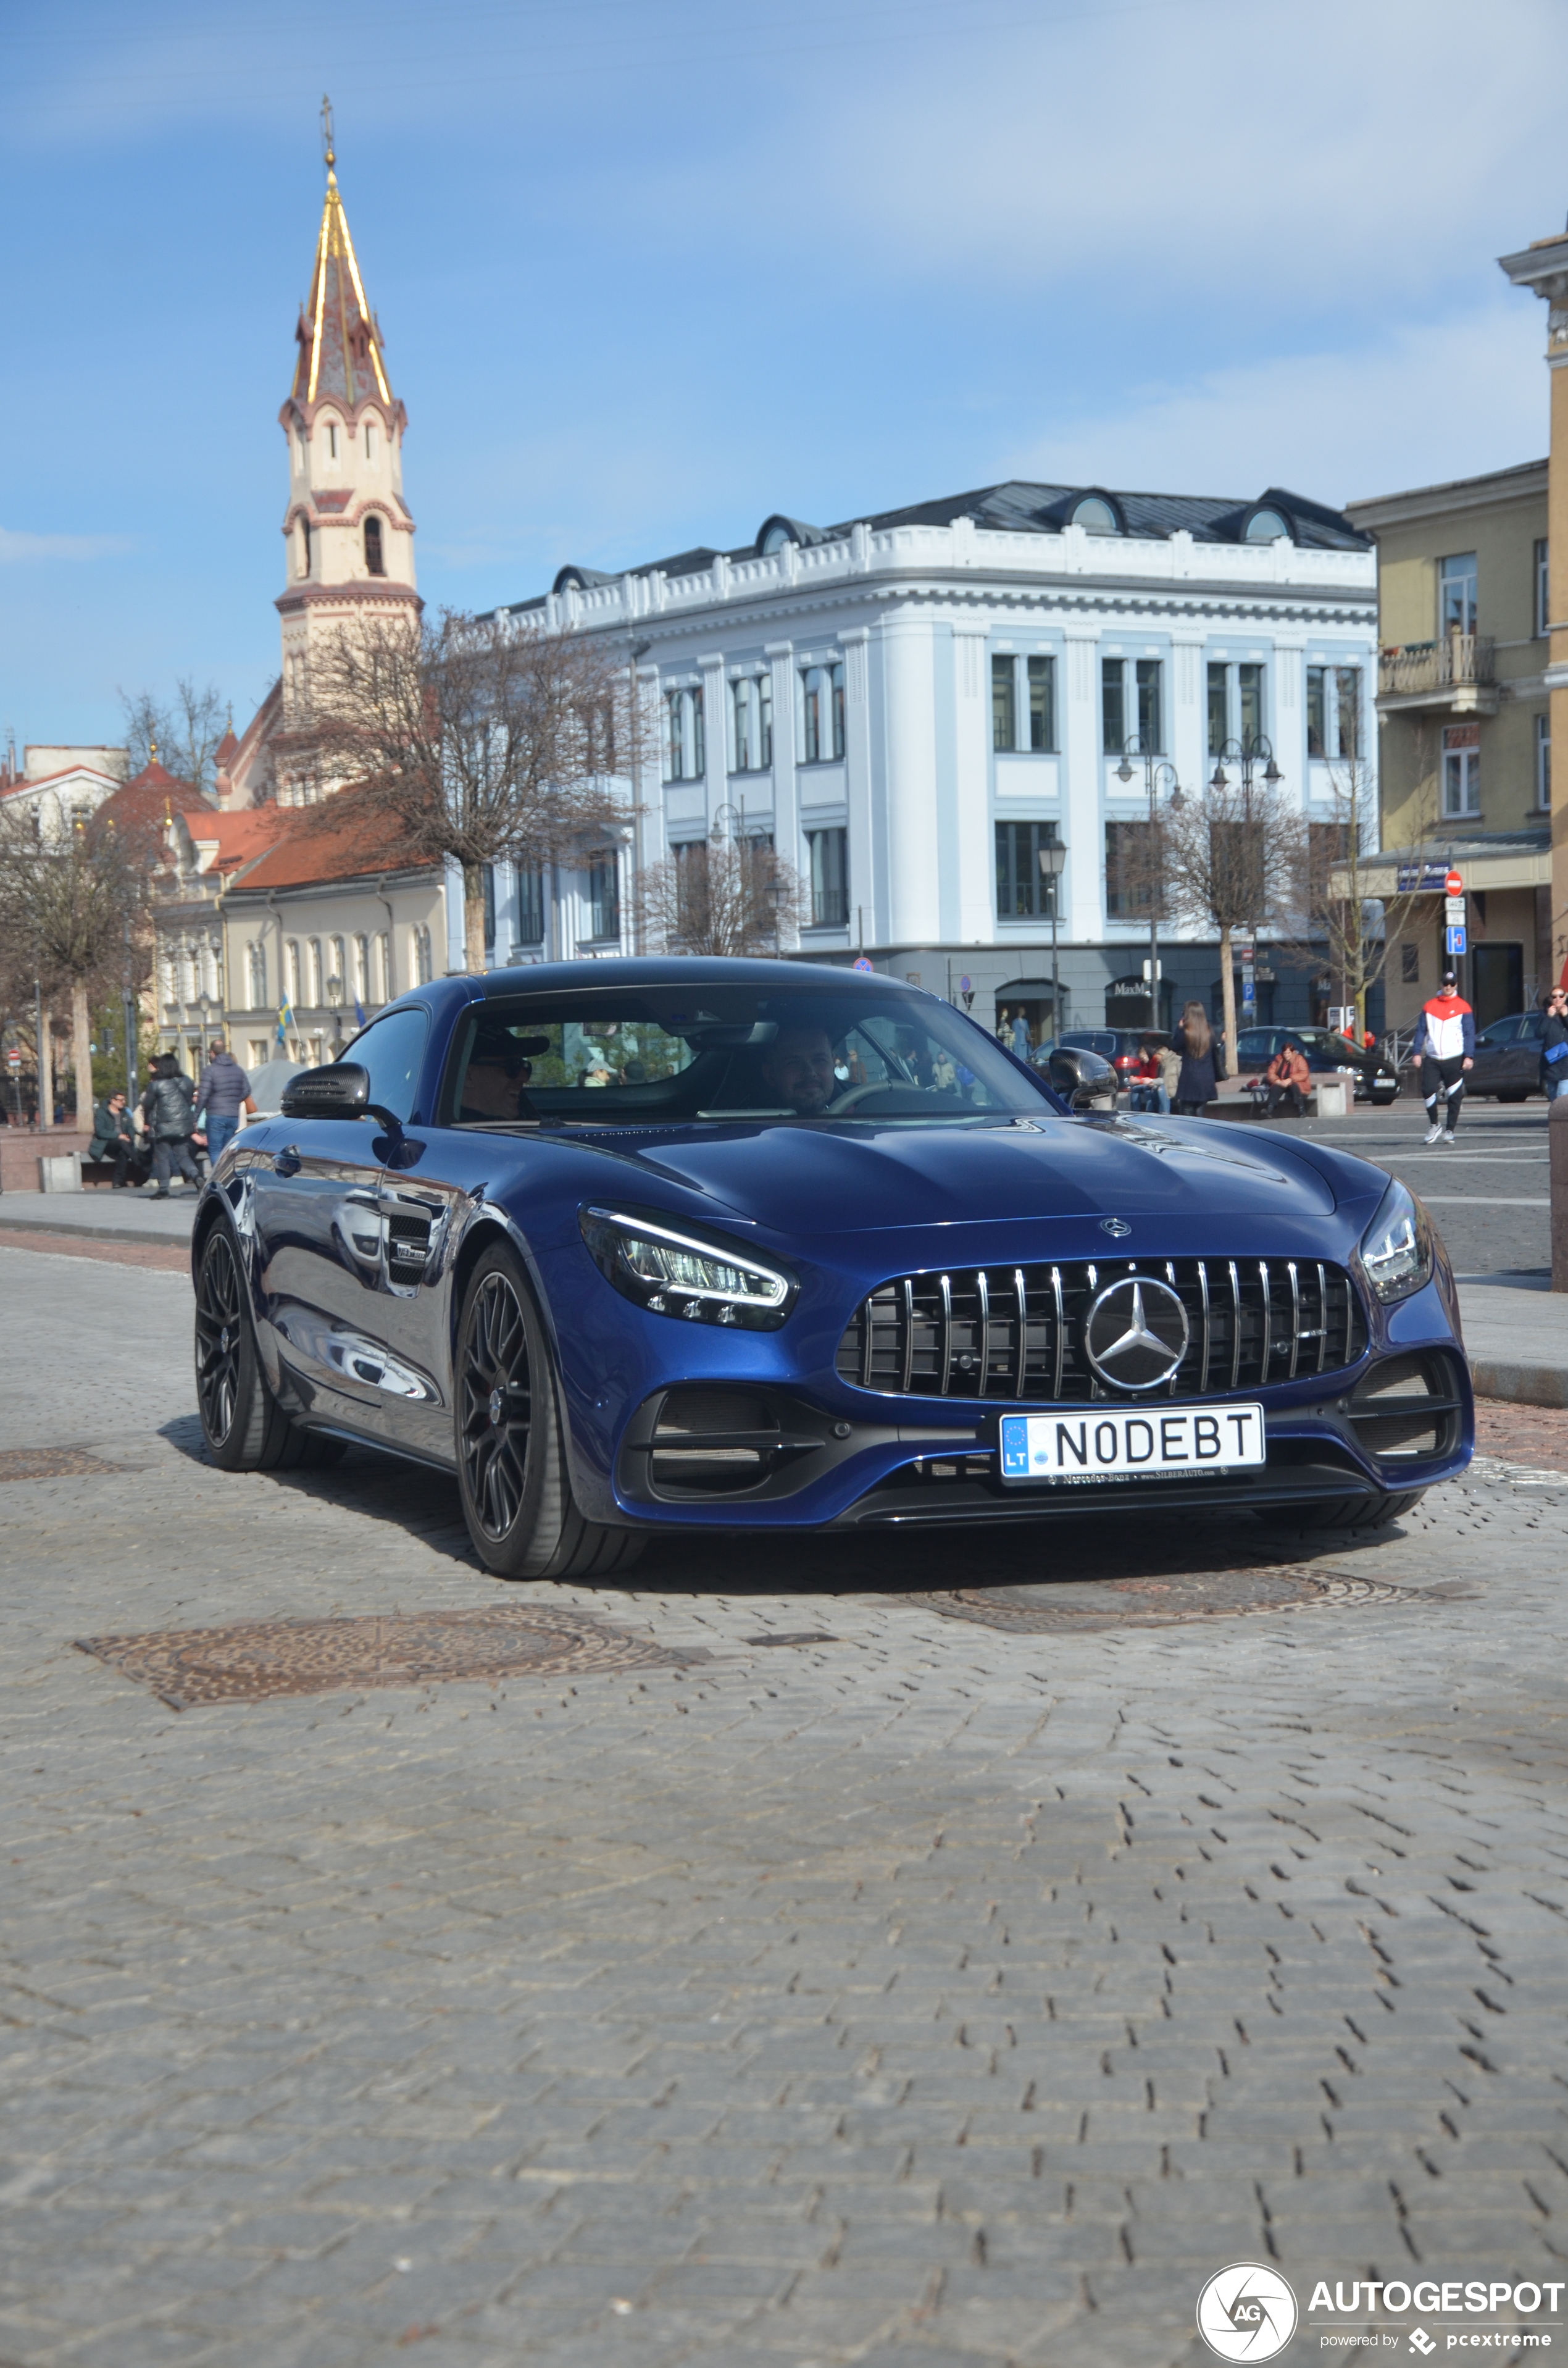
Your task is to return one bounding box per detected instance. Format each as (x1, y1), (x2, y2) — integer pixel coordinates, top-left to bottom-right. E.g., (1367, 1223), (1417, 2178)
(281, 1061), (370, 1120)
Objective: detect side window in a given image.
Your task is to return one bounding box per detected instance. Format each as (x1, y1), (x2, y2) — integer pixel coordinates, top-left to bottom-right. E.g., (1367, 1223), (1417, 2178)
(347, 1006), (430, 1122)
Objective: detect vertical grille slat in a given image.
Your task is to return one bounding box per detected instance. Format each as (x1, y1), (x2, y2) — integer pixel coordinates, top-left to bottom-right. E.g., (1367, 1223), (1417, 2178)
(836, 1255), (1366, 1402)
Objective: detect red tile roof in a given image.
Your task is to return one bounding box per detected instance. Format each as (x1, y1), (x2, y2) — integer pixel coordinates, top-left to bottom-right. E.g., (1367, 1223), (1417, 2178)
(227, 797), (434, 892)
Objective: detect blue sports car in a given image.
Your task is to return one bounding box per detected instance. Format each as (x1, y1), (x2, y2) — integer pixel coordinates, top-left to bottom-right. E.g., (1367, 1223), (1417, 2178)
(191, 958), (1471, 1578)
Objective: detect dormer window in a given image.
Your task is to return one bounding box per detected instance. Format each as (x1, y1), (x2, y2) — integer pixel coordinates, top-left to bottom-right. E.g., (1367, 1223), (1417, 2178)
(364, 514), (385, 576)
(1071, 495), (1118, 535)
(761, 524), (792, 555)
(1244, 506), (1290, 542)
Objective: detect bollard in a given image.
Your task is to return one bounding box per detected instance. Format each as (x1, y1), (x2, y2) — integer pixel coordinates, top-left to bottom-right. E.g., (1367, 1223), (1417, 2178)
(1554, 1095), (1568, 1292)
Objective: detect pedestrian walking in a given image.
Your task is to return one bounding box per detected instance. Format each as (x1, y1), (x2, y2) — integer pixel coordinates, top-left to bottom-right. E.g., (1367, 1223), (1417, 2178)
(1169, 1001), (1219, 1115)
(1540, 985), (1568, 1101)
(1414, 971), (1474, 1143)
(140, 1055), (200, 1197)
(1011, 1008), (1032, 1063)
(194, 1039), (254, 1168)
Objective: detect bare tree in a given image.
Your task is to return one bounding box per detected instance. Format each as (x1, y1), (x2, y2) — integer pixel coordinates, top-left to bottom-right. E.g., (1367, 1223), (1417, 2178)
(296, 609), (644, 971)
(119, 679), (231, 797)
(634, 837), (808, 957)
(0, 801), (152, 1127)
(1288, 756), (1438, 1037)
(1160, 776), (1301, 1068)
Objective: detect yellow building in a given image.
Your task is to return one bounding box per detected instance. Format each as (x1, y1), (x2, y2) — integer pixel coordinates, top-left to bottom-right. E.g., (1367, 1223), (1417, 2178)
(1344, 462), (1551, 1032)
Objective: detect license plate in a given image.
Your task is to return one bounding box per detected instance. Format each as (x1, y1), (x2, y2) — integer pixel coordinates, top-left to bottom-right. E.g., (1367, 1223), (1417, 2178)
(998, 1403), (1266, 1486)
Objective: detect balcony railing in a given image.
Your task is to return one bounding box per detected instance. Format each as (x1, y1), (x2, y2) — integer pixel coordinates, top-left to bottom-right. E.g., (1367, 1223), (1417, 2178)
(1378, 630), (1495, 699)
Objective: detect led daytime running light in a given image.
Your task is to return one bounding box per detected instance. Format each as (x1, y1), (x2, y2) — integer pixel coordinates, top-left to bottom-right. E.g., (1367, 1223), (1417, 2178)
(1357, 1179), (1434, 1306)
(580, 1207), (796, 1330)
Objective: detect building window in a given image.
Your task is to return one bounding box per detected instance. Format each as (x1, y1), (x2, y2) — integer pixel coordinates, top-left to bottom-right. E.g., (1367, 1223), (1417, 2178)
(1440, 551), (1478, 634)
(297, 518), (311, 579)
(1102, 658), (1162, 755)
(665, 686), (704, 781)
(1072, 495), (1117, 533)
(995, 820), (1062, 920)
(991, 655), (1015, 752)
(246, 942), (267, 1006)
(285, 940), (302, 1004)
(1401, 943), (1420, 985)
(730, 675), (773, 771)
(249, 1040), (270, 1069)
(364, 514), (385, 575)
(1207, 661), (1269, 755)
(412, 924), (433, 985)
(993, 655), (1057, 752)
(353, 934), (370, 1004)
(307, 939), (323, 1004)
(326, 936), (346, 1005)
(516, 867), (545, 945)
(365, 422), (376, 461)
(1306, 666), (1362, 761)
(586, 856), (619, 942)
(1537, 538), (1551, 639)
(377, 931), (391, 1000)
(1538, 713), (1551, 813)
(1104, 821), (1154, 916)
(1442, 722), (1480, 818)
(1245, 507), (1290, 542)
(327, 422), (338, 460)
(806, 827), (848, 927)
(482, 864), (496, 953)
(800, 662), (845, 763)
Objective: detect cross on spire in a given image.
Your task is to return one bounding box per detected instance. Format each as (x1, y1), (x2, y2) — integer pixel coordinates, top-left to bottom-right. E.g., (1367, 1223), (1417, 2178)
(321, 93), (335, 177)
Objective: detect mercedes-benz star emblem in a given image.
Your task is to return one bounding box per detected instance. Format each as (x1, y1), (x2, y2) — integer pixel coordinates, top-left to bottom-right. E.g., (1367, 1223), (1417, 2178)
(1083, 1276), (1190, 1391)
(1099, 1217), (1132, 1239)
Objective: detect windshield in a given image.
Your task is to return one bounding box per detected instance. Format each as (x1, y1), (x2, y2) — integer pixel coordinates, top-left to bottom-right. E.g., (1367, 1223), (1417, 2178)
(440, 987), (1056, 1129)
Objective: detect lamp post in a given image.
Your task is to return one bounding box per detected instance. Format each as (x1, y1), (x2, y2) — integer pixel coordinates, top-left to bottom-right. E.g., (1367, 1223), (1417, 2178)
(1115, 736), (1182, 1032)
(1036, 838), (1067, 1044)
(1208, 733), (1283, 1052)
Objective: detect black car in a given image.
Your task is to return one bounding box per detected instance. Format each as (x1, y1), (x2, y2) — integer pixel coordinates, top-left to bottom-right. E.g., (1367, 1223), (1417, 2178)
(1466, 1010), (1547, 1101)
(1056, 1028), (1170, 1091)
(1235, 1027), (1399, 1107)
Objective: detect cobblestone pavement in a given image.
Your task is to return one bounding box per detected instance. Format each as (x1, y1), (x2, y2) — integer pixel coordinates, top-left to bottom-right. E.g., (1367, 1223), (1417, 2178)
(2, 1245), (1567, 2368)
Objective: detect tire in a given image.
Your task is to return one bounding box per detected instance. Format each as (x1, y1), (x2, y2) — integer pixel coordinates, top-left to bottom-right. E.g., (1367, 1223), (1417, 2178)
(454, 1241), (644, 1581)
(1260, 1489), (1422, 1533)
(194, 1228), (343, 1473)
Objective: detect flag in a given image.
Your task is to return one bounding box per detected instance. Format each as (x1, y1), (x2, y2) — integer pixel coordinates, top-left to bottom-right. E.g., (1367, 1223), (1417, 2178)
(277, 997), (294, 1047)
(354, 997), (366, 1029)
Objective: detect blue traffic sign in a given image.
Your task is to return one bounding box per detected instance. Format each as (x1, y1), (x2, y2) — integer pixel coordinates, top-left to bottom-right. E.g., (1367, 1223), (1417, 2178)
(1445, 925), (1466, 956)
(852, 955), (874, 973)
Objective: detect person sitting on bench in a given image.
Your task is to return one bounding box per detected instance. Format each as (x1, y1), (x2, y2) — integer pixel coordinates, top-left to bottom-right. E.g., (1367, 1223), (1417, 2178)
(1262, 1039), (1311, 1118)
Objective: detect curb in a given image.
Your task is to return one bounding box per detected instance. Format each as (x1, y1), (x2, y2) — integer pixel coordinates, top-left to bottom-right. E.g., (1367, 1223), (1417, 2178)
(0, 1211), (195, 1249)
(1470, 1357), (1568, 1411)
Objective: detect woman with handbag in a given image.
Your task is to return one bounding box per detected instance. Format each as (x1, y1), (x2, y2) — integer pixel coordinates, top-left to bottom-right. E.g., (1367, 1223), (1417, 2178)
(1170, 1002), (1219, 1116)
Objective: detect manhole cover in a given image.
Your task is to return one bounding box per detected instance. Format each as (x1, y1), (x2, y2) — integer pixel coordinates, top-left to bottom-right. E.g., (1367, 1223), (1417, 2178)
(918, 1566), (1408, 1631)
(0, 1447), (128, 1483)
(76, 1604), (709, 1710)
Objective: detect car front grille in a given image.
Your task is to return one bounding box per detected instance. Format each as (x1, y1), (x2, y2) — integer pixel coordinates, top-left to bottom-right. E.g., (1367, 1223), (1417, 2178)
(835, 1256), (1366, 1404)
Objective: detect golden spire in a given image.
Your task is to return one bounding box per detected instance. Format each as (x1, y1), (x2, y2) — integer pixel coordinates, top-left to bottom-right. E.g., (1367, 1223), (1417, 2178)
(291, 102), (392, 411)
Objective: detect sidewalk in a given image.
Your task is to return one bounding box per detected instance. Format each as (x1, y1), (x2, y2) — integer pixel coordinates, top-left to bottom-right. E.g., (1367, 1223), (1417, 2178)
(0, 1188), (197, 1243)
(1453, 1272), (1568, 1409)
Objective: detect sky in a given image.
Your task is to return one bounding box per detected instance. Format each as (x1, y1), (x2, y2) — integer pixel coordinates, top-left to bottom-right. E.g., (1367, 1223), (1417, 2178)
(2, 0), (1564, 751)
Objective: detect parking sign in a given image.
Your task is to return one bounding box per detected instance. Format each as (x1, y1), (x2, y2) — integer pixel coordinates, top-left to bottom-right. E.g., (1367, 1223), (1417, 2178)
(1445, 925), (1466, 956)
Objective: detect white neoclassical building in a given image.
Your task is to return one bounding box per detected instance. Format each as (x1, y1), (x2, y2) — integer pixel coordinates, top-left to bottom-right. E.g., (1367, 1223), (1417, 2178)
(488, 483), (1378, 1038)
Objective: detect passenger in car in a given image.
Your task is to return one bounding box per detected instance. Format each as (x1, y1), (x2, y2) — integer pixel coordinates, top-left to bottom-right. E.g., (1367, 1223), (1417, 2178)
(459, 1028), (536, 1123)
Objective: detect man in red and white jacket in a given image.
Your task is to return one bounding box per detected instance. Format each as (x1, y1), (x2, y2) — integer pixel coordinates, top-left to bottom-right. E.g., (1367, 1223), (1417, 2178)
(1413, 971), (1475, 1144)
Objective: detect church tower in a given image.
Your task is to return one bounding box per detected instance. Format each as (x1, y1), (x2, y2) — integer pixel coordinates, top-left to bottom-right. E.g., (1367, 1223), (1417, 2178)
(275, 103), (419, 798)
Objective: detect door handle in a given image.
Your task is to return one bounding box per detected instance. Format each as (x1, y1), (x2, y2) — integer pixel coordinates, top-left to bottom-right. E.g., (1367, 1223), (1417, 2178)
(273, 1145), (301, 1178)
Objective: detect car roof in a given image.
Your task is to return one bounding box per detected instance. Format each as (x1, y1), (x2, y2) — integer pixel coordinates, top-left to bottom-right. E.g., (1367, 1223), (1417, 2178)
(476, 956), (925, 1000)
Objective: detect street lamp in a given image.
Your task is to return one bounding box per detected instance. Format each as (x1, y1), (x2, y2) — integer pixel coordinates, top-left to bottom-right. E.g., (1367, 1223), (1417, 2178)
(1036, 838), (1067, 1044)
(1115, 735), (1182, 1032)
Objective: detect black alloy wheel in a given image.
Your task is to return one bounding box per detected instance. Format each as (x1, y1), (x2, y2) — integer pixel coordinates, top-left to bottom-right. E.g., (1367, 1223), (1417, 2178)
(193, 1227), (343, 1473)
(453, 1242), (643, 1581)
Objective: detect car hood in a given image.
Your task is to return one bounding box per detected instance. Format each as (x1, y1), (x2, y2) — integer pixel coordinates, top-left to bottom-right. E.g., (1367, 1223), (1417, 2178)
(590, 1115), (1341, 1232)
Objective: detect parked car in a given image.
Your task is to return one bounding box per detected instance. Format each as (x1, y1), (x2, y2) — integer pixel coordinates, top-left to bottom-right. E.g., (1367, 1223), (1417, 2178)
(191, 957), (1469, 1574)
(1057, 1028), (1170, 1093)
(1465, 1010), (1548, 1102)
(1234, 1027), (1399, 1107)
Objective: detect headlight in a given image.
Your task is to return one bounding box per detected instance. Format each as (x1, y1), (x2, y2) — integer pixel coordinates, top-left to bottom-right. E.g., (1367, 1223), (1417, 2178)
(1356, 1179), (1434, 1305)
(580, 1205), (798, 1329)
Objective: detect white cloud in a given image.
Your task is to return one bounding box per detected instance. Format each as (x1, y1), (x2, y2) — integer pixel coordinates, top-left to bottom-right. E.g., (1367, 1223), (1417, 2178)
(1011, 298), (1549, 507)
(0, 527), (133, 563)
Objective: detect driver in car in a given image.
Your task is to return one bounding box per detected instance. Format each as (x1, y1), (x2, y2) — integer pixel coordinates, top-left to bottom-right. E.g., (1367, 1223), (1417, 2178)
(459, 1028), (536, 1123)
(759, 1024), (838, 1114)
